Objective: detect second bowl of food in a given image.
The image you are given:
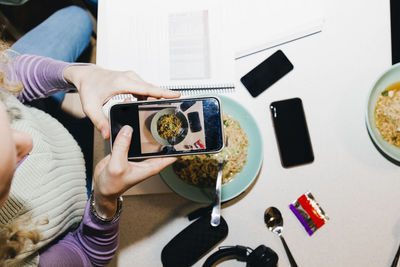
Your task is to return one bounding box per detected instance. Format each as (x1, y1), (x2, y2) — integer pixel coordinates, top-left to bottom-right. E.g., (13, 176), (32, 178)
(366, 62), (400, 162)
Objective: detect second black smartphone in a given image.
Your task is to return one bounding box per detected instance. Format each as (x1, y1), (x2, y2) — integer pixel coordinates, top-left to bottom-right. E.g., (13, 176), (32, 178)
(241, 50), (293, 97)
(270, 98), (314, 168)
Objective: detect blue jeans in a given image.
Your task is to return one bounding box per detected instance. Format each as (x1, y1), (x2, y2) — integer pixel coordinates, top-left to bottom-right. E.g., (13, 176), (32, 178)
(11, 5), (92, 104)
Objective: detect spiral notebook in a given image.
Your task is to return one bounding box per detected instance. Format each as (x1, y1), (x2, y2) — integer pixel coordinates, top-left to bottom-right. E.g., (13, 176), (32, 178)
(98, 0), (235, 100)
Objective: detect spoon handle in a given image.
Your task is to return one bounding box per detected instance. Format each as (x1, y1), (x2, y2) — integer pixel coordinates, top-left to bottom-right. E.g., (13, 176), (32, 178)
(280, 235), (298, 267)
(210, 165), (223, 227)
(391, 241), (400, 267)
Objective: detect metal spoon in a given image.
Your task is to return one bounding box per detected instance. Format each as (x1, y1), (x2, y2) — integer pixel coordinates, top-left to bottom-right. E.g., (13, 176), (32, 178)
(210, 160), (225, 227)
(264, 207), (298, 267)
(210, 136), (228, 227)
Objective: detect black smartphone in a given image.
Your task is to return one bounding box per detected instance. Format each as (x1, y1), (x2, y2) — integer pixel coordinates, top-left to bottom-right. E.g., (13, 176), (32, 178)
(391, 0), (400, 64)
(270, 98), (314, 168)
(241, 50), (293, 97)
(188, 112), (202, 132)
(109, 96), (224, 159)
(180, 100), (196, 112)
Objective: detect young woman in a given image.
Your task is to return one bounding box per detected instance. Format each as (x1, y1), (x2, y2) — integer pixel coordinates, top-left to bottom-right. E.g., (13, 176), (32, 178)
(0, 52), (180, 266)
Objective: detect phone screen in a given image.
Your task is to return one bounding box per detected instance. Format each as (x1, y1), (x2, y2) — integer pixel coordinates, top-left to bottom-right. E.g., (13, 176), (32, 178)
(270, 98), (314, 167)
(109, 97), (224, 159)
(241, 50), (293, 97)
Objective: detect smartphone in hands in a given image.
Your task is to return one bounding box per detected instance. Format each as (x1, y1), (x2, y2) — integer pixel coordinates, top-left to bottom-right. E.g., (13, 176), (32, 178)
(270, 98), (314, 168)
(109, 97), (224, 159)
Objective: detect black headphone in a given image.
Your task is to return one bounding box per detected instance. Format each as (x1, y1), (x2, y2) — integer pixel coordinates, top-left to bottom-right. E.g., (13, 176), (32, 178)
(202, 245), (279, 267)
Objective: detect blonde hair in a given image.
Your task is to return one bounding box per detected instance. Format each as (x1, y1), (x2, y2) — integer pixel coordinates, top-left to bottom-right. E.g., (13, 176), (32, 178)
(0, 43), (23, 95)
(0, 42), (42, 266)
(0, 218), (42, 266)
(0, 43), (23, 119)
(0, 71), (22, 94)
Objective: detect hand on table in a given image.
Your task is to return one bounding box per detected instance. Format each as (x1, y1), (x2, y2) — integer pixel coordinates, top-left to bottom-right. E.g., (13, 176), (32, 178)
(62, 65), (181, 139)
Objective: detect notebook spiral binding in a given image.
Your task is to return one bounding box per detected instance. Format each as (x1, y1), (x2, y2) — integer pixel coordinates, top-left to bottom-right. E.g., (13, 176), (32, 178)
(102, 84), (235, 118)
(161, 83), (235, 96)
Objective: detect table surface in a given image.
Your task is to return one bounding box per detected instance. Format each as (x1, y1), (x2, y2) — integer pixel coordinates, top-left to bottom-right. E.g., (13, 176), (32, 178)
(96, 0), (399, 266)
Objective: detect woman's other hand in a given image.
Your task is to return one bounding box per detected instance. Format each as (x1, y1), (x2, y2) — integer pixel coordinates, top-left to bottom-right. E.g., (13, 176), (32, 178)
(63, 65), (181, 139)
(92, 125), (176, 219)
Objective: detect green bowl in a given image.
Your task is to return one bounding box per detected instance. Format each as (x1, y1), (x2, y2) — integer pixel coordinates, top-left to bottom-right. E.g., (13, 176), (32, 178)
(160, 95), (263, 203)
(366, 63), (400, 163)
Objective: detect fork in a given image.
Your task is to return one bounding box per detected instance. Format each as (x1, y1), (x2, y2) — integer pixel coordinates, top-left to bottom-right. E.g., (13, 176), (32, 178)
(210, 136), (228, 227)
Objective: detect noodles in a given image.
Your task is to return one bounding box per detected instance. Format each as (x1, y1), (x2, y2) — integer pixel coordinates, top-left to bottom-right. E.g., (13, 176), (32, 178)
(157, 114), (182, 139)
(375, 82), (400, 148)
(173, 113), (249, 187)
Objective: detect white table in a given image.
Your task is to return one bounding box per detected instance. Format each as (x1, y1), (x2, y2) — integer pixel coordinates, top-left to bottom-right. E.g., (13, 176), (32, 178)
(96, 0), (399, 266)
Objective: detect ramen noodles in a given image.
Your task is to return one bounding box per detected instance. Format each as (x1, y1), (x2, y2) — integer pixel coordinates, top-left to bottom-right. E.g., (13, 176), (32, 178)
(173, 113), (249, 187)
(157, 114), (182, 140)
(375, 81), (400, 148)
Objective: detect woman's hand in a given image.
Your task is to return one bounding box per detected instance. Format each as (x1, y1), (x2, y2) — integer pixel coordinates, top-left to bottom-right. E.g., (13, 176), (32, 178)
(92, 125), (176, 219)
(63, 65), (181, 139)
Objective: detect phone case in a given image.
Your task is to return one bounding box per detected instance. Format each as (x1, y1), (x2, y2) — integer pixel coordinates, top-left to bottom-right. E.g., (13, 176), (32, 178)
(270, 97), (314, 168)
(161, 214), (228, 267)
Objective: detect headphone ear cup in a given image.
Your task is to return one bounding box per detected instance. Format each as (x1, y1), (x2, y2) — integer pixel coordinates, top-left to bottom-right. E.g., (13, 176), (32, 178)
(246, 245), (279, 267)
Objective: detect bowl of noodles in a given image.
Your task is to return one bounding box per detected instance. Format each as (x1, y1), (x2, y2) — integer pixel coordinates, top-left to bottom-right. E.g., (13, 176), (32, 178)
(151, 108), (188, 146)
(160, 95), (263, 203)
(366, 62), (400, 162)
(172, 113), (248, 187)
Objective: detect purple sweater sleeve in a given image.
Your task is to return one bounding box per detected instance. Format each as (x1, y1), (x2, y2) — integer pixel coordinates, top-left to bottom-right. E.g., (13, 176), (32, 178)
(38, 199), (120, 267)
(9, 54), (77, 103)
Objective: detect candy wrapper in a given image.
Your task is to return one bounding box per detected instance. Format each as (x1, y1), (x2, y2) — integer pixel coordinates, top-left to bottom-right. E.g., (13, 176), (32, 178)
(289, 192), (329, 236)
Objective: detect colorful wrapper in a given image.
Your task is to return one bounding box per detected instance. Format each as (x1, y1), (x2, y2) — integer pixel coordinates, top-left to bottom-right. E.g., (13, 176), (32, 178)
(194, 140), (205, 149)
(289, 191), (328, 236)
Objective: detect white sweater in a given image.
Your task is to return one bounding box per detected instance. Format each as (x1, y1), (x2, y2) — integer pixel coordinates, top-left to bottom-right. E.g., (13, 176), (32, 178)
(0, 94), (88, 265)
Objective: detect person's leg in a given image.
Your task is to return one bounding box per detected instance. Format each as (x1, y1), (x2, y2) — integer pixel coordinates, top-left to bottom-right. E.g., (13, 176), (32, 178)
(11, 5), (92, 104)
(11, 5), (92, 62)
